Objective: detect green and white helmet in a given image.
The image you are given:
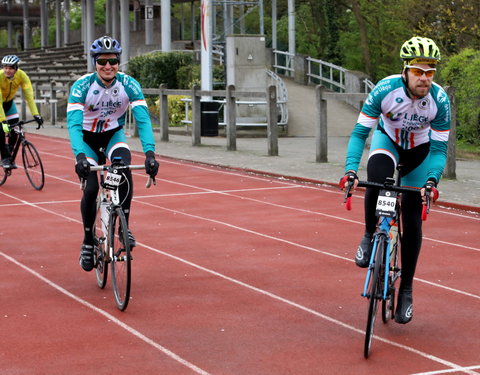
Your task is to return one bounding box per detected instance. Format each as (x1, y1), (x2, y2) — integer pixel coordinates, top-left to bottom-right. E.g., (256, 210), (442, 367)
(400, 37), (441, 65)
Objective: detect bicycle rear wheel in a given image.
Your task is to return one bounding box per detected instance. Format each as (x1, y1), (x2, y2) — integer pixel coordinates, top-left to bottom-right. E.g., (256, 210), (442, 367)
(22, 141), (44, 190)
(364, 234), (385, 359)
(94, 197), (108, 289)
(109, 207), (131, 311)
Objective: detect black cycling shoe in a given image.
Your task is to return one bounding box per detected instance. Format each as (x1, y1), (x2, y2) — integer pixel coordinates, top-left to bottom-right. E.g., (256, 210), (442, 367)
(1, 158), (16, 169)
(127, 229), (136, 248)
(395, 288), (413, 324)
(119, 228), (136, 249)
(79, 244), (94, 272)
(355, 232), (374, 268)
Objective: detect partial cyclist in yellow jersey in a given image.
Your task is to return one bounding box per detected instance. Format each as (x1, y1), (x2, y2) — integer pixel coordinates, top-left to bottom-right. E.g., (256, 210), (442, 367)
(1, 55), (43, 168)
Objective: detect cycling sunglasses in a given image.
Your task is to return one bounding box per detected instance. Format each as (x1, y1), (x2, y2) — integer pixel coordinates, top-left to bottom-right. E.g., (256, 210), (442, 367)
(405, 65), (436, 78)
(96, 58), (120, 66)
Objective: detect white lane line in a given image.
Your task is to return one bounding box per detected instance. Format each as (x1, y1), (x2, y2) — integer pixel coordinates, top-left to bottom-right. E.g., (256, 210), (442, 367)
(157, 158), (480, 219)
(411, 365), (480, 375)
(134, 182), (480, 253)
(0, 251), (211, 375)
(135, 199), (480, 301)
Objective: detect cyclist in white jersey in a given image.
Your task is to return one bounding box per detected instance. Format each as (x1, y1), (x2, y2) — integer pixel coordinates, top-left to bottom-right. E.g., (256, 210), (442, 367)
(340, 37), (451, 324)
(67, 36), (159, 272)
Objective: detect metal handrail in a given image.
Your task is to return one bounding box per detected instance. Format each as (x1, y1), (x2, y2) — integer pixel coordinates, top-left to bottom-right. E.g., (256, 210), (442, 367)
(272, 49), (294, 75)
(306, 57), (346, 92)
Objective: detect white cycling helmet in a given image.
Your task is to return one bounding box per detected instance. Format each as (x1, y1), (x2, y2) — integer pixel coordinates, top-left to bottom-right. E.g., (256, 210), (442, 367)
(2, 55), (20, 67)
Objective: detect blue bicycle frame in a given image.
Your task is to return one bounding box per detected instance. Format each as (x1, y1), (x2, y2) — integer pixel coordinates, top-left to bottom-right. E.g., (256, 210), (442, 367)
(362, 216), (395, 301)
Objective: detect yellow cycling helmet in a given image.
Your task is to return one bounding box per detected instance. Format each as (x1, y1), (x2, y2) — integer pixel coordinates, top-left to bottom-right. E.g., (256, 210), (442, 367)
(400, 37), (441, 65)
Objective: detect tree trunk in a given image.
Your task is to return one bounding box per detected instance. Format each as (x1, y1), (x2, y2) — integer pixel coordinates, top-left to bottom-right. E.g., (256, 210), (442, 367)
(350, 0), (371, 75)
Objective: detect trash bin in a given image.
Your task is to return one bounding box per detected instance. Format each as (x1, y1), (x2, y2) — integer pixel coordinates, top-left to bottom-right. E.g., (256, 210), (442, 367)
(200, 101), (219, 137)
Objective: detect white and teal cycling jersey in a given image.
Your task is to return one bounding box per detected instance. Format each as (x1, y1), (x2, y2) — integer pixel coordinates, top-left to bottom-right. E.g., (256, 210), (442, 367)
(66, 72), (155, 157)
(345, 74), (450, 183)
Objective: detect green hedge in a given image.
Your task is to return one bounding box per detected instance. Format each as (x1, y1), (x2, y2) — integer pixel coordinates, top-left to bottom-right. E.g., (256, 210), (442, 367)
(127, 51), (194, 89)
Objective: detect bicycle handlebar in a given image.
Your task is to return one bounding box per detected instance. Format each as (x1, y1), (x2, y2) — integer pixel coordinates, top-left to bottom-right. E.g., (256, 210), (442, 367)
(81, 164), (156, 190)
(343, 178), (431, 221)
(8, 119), (37, 129)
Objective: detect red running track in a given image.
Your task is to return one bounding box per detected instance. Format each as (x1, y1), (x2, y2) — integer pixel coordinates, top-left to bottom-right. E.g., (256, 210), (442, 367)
(1, 133), (479, 375)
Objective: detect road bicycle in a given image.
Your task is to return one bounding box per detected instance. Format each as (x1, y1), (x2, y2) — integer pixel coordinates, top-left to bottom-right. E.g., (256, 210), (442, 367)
(82, 157), (154, 311)
(0, 119), (45, 190)
(343, 167), (432, 358)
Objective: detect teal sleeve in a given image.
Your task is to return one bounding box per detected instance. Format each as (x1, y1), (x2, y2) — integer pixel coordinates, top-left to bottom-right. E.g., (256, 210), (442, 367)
(428, 140), (448, 183)
(66, 76), (90, 157)
(66, 110), (86, 157)
(132, 105), (156, 154)
(345, 124), (371, 173)
(428, 84), (451, 183)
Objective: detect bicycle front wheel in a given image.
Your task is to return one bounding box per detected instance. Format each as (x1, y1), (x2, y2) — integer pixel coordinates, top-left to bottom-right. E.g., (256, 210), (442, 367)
(109, 207), (131, 311)
(94, 197), (108, 289)
(22, 141), (45, 190)
(0, 165), (8, 186)
(364, 234), (386, 359)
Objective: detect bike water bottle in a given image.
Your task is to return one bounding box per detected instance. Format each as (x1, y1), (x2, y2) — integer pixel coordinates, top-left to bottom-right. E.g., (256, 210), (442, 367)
(100, 198), (109, 235)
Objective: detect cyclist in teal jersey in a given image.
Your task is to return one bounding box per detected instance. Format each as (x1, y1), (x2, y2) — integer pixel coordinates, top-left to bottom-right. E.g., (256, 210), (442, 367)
(67, 36), (159, 272)
(340, 37), (451, 324)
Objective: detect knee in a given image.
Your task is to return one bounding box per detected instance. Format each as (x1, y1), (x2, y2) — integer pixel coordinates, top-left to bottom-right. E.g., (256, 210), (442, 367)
(367, 153), (395, 183)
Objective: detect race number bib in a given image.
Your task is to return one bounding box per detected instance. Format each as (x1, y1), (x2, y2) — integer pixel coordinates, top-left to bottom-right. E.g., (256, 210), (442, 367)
(104, 170), (122, 190)
(375, 190), (397, 217)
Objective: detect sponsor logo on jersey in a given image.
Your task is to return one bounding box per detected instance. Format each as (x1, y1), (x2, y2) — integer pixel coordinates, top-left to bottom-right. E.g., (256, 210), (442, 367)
(417, 97), (429, 110)
(386, 112), (402, 121)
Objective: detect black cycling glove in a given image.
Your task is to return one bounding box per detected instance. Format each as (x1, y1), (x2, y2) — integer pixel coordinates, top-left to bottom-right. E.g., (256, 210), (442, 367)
(34, 115), (44, 129)
(144, 151), (159, 178)
(75, 153), (91, 179)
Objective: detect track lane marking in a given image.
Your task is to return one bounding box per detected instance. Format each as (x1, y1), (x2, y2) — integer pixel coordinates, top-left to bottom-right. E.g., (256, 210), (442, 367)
(411, 365), (480, 375)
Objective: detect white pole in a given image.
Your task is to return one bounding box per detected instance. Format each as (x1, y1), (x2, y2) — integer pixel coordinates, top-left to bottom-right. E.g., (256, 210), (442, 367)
(86, 0), (95, 72)
(161, 0), (171, 51)
(271, 0), (276, 49)
(288, 0), (295, 56)
(56, 0), (62, 48)
(200, 0), (212, 99)
(64, 0), (70, 46)
(120, 0), (130, 69)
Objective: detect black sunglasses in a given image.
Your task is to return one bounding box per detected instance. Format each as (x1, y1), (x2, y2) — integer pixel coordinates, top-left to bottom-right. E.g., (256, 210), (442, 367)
(96, 58), (119, 66)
